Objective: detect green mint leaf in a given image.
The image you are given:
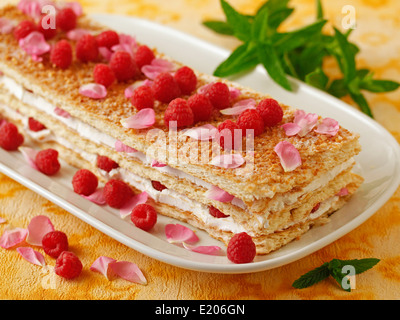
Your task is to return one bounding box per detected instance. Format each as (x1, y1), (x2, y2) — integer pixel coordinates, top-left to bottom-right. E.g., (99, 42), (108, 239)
(202, 20), (234, 35)
(359, 79), (400, 93)
(213, 42), (259, 77)
(327, 78), (349, 98)
(331, 28), (357, 83)
(292, 262), (330, 289)
(268, 8), (294, 29)
(251, 4), (273, 41)
(335, 258), (380, 275)
(256, 0), (290, 15)
(305, 67), (329, 90)
(220, 0), (252, 42)
(316, 0), (324, 19)
(349, 90), (373, 117)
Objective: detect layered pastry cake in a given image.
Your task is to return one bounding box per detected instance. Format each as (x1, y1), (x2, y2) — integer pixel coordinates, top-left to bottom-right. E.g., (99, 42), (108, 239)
(0, 1), (363, 255)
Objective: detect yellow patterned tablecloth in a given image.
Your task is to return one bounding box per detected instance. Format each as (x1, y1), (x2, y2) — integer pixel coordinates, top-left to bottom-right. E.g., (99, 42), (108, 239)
(1, 0), (400, 300)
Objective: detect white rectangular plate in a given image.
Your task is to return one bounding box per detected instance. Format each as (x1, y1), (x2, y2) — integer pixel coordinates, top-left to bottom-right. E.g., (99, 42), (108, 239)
(1, 14), (400, 274)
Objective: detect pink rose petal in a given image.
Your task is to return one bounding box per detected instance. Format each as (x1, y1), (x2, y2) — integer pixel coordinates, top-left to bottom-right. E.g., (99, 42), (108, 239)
(121, 108), (155, 129)
(281, 122), (301, 136)
(16, 247), (46, 266)
(336, 187), (349, 196)
(165, 224), (199, 244)
(66, 28), (91, 41)
(0, 227), (28, 249)
(63, 1), (83, 16)
(79, 83), (107, 99)
(26, 215), (55, 246)
(141, 58), (174, 80)
(119, 191), (148, 218)
(115, 140), (137, 153)
(210, 154), (245, 169)
(229, 87), (242, 101)
(109, 261), (147, 285)
(292, 110), (319, 137)
(19, 147), (39, 170)
(205, 185), (235, 203)
(197, 82), (213, 95)
(111, 33), (136, 58)
(314, 118), (340, 136)
(17, 0), (44, 19)
(0, 18), (15, 34)
(124, 80), (153, 99)
(82, 188), (106, 205)
(151, 159), (167, 168)
(182, 124), (218, 141)
(54, 107), (71, 118)
(220, 98), (256, 116)
(274, 141), (302, 172)
(182, 243), (222, 255)
(19, 31), (50, 61)
(90, 256), (117, 279)
(98, 46), (113, 62)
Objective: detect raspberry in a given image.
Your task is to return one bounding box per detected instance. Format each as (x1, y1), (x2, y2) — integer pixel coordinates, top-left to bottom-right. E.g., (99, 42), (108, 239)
(37, 15), (57, 40)
(42, 231), (69, 258)
(28, 117), (46, 132)
(72, 169), (98, 196)
(96, 30), (119, 49)
(50, 40), (73, 69)
(164, 98), (194, 128)
(174, 66), (197, 95)
(96, 155), (119, 173)
(130, 203), (157, 231)
(0, 122), (24, 151)
(151, 180), (167, 192)
(109, 51), (138, 82)
(134, 45), (155, 69)
(35, 148), (60, 176)
(93, 63), (116, 88)
(76, 34), (99, 63)
(205, 82), (230, 110)
(13, 20), (37, 40)
(103, 179), (133, 208)
(152, 72), (181, 103)
(217, 119), (241, 150)
(56, 8), (77, 32)
(237, 109), (265, 137)
(54, 251), (82, 279)
(227, 232), (256, 264)
(209, 206), (229, 218)
(130, 85), (155, 110)
(187, 93), (213, 122)
(256, 98), (283, 127)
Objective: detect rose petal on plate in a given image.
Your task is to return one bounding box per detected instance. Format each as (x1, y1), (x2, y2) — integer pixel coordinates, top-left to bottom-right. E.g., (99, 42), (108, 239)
(0, 227), (28, 249)
(336, 187), (349, 196)
(19, 147), (39, 170)
(205, 185), (235, 203)
(119, 191), (148, 218)
(293, 110), (319, 137)
(197, 82), (213, 95)
(141, 58), (174, 80)
(54, 107), (71, 118)
(229, 87), (242, 101)
(182, 243), (222, 255)
(109, 261), (147, 285)
(16, 247), (46, 267)
(314, 118), (340, 136)
(26, 215), (55, 246)
(64, 1), (83, 16)
(182, 124), (218, 141)
(90, 256), (117, 279)
(281, 122), (301, 137)
(111, 34), (136, 58)
(0, 18), (15, 34)
(220, 98), (256, 116)
(151, 159), (167, 168)
(165, 224), (199, 244)
(19, 31), (50, 60)
(121, 108), (155, 129)
(66, 28), (91, 41)
(82, 188), (106, 205)
(209, 154), (245, 169)
(115, 140), (138, 153)
(17, 0), (43, 19)
(79, 83), (107, 99)
(98, 46), (113, 62)
(274, 141), (302, 172)
(124, 80), (153, 99)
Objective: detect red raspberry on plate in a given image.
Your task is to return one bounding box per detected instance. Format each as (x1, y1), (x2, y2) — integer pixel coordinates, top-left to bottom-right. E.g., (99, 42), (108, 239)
(217, 119), (241, 150)
(56, 8), (77, 32)
(28, 117), (46, 132)
(164, 98), (194, 128)
(35, 148), (61, 176)
(227, 232), (256, 264)
(130, 203), (157, 231)
(174, 66), (197, 95)
(37, 15), (57, 40)
(76, 34), (99, 63)
(0, 122), (24, 151)
(109, 51), (138, 82)
(103, 179), (133, 208)
(93, 63), (116, 88)
(42, 230), (69, 258)
(237, 109), (265, 137)
(151, 180), (167, 192)
(96, 30), (119, 49)
(256, 98), (283, 127)
(72, 168), (98, 196)
(50, 40), (73, 69)
(134, 45), (155, 69)
(130, 85), (155, 110)
(54, 251), (82, 279)
(13, 20), (37, 40)
(187, 93), (213, 122)
(96, 155), (119, 173)
(205, 82), (230, 110)
(152, 72), (181, 103)
(209, 206), (229, 218)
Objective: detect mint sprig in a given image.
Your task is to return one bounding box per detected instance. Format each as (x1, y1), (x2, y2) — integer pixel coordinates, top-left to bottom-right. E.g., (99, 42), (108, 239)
(292, 258), (380, 291)
(203, 0), (400, 118)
